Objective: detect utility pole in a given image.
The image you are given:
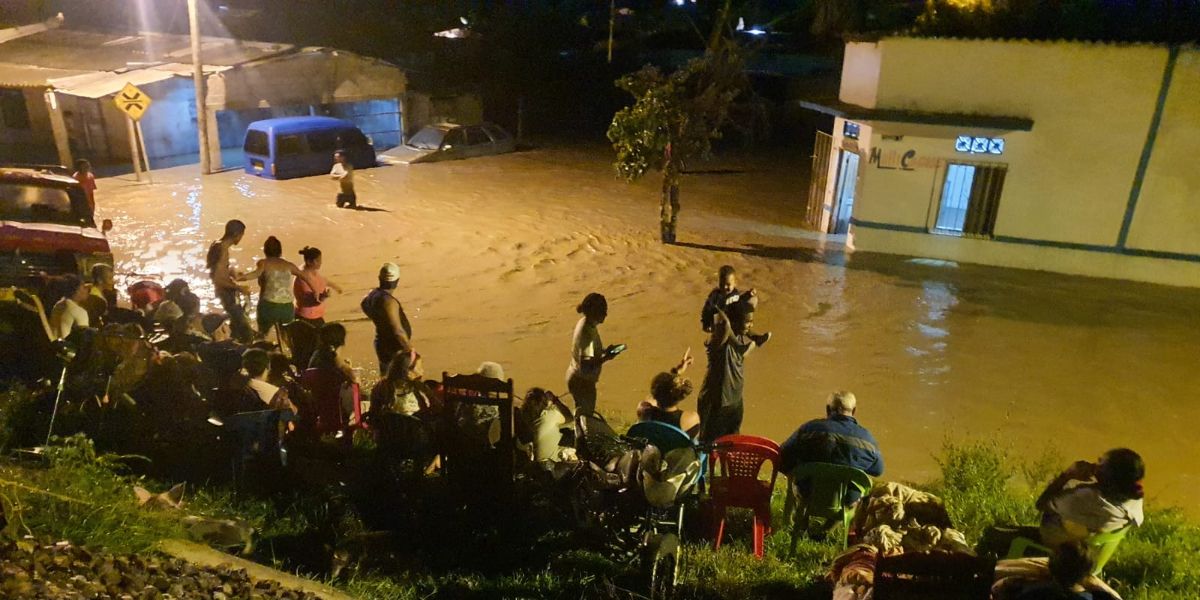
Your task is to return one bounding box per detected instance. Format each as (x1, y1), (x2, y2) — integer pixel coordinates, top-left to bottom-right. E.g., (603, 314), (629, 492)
(188, 0), (212, 174)
(607, 0), (615, 63)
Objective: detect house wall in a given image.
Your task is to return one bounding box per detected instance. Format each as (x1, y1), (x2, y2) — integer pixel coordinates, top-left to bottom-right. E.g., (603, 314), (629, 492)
(0, 87), (58, 163)
(835, 38), (1200, 288)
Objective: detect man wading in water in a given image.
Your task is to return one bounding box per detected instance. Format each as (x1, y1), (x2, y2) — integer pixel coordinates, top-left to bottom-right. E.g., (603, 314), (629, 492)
(361, 262), (412, 372)
(206, 220), (254, 342)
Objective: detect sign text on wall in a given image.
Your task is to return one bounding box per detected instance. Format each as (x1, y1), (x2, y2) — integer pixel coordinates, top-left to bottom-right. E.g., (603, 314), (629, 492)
(869, 147), (939, 171)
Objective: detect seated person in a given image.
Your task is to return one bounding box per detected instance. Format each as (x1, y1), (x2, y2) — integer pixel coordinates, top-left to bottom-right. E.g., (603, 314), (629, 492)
(197, 314), (244, 389)
(308, 322), (357, 384)
(518, 387), (574, 463)
(49, 275), (91, 341)
(1036, 449), (1145, 547)
(241, 348), (297, 414)
(635, 348), (700, 436)
(992, 540), (1121, 600)
(779, 391), (884, 504)
(452, 361), (506, 449)
(369, 349), (436, 418)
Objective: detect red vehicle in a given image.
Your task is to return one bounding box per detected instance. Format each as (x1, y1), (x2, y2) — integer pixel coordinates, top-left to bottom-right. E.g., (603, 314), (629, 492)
(0, 166), (113, 291)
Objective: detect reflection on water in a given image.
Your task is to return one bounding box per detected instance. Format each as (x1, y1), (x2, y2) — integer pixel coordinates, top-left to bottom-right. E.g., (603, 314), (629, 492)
(95, 145), (1200, 516)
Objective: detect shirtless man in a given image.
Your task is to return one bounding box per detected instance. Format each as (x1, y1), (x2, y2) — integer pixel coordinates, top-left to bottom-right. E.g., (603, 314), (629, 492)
(206, 220), (254, 342)
(361, 262), (412, 372)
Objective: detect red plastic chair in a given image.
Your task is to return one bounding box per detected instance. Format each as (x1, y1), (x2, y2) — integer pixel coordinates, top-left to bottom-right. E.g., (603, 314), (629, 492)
(708, 434), (781, 558)
(299, 368), (362, 435)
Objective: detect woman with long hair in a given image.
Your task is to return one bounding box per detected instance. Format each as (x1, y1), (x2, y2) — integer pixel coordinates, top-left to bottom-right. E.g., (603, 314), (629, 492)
(237, 236), (319, 337)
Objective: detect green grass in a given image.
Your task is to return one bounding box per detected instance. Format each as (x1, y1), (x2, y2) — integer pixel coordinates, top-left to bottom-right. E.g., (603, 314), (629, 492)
(2, 431), (1199, 599)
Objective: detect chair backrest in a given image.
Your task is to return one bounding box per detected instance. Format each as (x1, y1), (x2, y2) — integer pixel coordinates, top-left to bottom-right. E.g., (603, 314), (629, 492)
(711, 435), (781, 488)
(716, 434), (781, 455)
(372, 412), (434, 459)
(791, 462), (873, 517)
(440, 372), (515, 483)
(300, 368), (359, 434)
(224, 409), (282, 461)
(627, 420), (694, 454)
(281, 320), (319, 370)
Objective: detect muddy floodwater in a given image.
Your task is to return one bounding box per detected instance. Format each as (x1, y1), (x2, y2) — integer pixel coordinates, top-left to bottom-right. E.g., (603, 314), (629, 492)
(97, 143), (1200, 516)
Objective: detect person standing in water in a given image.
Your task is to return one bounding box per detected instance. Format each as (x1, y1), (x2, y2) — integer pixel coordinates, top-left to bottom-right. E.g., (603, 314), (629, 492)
(565, 292), (624, 417)
(72, 159), (97, 212)
(294, 246), (342, 326)
(206, 220), (254, 342)
(236, 236), (320, 338)
(361, 262), (412, 372)
(330, 150), (356, 208)
(697, 293), (771, 442)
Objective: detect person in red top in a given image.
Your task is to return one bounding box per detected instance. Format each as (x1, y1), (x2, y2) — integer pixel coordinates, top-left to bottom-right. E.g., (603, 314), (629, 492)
(72, 159), (97, 212)
(294, 246), (342, 326)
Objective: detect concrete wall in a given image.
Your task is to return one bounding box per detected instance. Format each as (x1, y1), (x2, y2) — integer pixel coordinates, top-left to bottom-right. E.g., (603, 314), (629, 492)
(1125, 49), (1200, 257)
(401, 91), (484, 138)
(834, 38), (1200, 288)
(839, 43), (882, 108)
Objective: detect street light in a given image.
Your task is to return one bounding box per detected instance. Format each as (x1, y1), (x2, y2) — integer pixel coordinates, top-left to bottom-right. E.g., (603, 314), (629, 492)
(188, 0), (212, 175)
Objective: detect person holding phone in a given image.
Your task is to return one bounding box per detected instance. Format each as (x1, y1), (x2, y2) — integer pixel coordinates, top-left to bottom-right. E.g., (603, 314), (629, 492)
(565, 292), (623, 416)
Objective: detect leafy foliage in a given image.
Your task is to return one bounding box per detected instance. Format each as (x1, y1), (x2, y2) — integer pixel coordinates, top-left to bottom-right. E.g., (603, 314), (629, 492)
(607, 45), (747, 186)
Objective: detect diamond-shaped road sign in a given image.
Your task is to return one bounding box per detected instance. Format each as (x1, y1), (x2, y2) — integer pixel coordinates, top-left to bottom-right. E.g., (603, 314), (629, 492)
(114, 82), (153, 121)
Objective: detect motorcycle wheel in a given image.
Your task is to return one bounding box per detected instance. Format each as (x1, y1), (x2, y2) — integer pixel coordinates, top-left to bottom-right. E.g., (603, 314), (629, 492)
(642, 532), (680, 600)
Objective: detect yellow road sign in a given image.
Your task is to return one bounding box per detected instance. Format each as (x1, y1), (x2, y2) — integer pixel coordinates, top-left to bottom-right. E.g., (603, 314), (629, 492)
(114, 82), (153, 121)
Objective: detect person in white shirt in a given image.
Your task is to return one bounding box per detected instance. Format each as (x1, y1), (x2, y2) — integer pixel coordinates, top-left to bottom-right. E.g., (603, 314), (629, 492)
(49, 275), (91, 340)
(518, 387), (574, 463)
(1037, 448), (1145, 546)
(564, 292), (624, 416)
(241, 348), (297, 414)
(330, 150), (356, 208)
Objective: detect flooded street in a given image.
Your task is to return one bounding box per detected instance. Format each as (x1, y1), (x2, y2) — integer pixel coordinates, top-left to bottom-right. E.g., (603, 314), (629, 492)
(97, 143), (1200, 515)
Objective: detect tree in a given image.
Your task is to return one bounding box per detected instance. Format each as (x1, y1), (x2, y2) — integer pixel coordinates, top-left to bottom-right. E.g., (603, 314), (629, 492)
(607, 42), (746, 243)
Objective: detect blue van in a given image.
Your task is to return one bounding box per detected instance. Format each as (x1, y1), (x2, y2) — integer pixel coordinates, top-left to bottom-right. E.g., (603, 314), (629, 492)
(242, 116), (376, 180)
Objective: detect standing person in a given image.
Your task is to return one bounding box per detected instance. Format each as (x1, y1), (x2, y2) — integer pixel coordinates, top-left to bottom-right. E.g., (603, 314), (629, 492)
(330, 150), (356, 208)
(701, 265), (745, 332)
(72, 159), (97, 212)
(565, 292), (624, 417)
(206, 220), (254, 342)
(360, 262), (412, 372)
(696, 294), (771, 442)
(294, 246), (342, 326)
(236, 236), (319, 338)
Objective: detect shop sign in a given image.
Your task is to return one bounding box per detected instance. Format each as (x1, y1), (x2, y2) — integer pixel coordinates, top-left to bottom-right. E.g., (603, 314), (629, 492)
(869, 147), (939, 171)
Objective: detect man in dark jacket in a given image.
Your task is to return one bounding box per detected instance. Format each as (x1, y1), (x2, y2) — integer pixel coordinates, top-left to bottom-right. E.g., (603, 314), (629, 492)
(779, 391), (884, 504)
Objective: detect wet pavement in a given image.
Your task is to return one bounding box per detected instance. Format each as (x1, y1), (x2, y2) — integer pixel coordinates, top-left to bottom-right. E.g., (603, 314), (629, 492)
(96, 142), (1200, 515)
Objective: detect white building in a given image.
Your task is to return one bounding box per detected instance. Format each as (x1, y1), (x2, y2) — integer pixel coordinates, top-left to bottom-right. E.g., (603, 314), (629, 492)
(802, 37), (1200, 288)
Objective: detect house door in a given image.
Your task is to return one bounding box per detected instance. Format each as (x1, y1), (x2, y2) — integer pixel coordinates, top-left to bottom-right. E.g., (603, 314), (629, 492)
(804, 131), (834, 230)
(831, 150), (860, 234)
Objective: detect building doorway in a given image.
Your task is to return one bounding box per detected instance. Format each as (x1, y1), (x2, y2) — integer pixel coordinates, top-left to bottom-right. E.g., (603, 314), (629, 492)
(831, 150), (860, 234)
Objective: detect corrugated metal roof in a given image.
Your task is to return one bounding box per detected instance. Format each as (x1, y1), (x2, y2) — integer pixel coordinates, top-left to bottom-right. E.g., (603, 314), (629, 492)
(0, 28), (292, 73)
(47, 62), (233, 98)
(0, 61), (91, 88)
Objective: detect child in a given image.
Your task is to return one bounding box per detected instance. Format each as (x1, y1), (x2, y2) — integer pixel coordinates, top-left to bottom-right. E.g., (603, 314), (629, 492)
(700, 265), (745, 332)
(330, 150), (356, 208)
(73, 159), (97, 212)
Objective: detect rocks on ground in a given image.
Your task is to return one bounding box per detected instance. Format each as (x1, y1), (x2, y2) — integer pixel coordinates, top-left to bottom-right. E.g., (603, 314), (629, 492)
(1, 540), (322, 600)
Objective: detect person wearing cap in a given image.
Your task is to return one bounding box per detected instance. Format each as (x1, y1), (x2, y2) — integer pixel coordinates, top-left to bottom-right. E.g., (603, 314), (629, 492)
(778, 391), (884, 505)
(361, 262), (412, 372)
(696, 292), (771, 442)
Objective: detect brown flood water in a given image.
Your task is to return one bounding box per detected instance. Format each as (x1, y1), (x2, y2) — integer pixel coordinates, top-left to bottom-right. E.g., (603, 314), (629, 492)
(96, 143), (1200, 516)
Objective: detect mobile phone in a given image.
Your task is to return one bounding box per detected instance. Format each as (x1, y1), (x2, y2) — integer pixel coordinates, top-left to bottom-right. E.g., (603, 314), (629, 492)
(608, 343), (627, 356)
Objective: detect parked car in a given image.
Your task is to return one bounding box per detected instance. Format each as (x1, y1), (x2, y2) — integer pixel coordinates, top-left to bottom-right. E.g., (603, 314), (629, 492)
(243, 117), (376, 180)
(391, 122), (515, 164)
(0, 165), (113, 291)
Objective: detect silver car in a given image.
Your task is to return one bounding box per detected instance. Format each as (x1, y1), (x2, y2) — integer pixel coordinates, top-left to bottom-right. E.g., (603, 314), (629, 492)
(391, 122), (516, 164)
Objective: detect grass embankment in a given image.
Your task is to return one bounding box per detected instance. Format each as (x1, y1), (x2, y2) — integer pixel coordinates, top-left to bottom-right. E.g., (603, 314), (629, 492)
(1, 429), (1197, 599)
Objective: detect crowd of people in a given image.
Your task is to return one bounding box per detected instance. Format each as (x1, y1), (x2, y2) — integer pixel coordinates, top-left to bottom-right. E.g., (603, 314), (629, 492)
(32, 218), (1145, 600)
